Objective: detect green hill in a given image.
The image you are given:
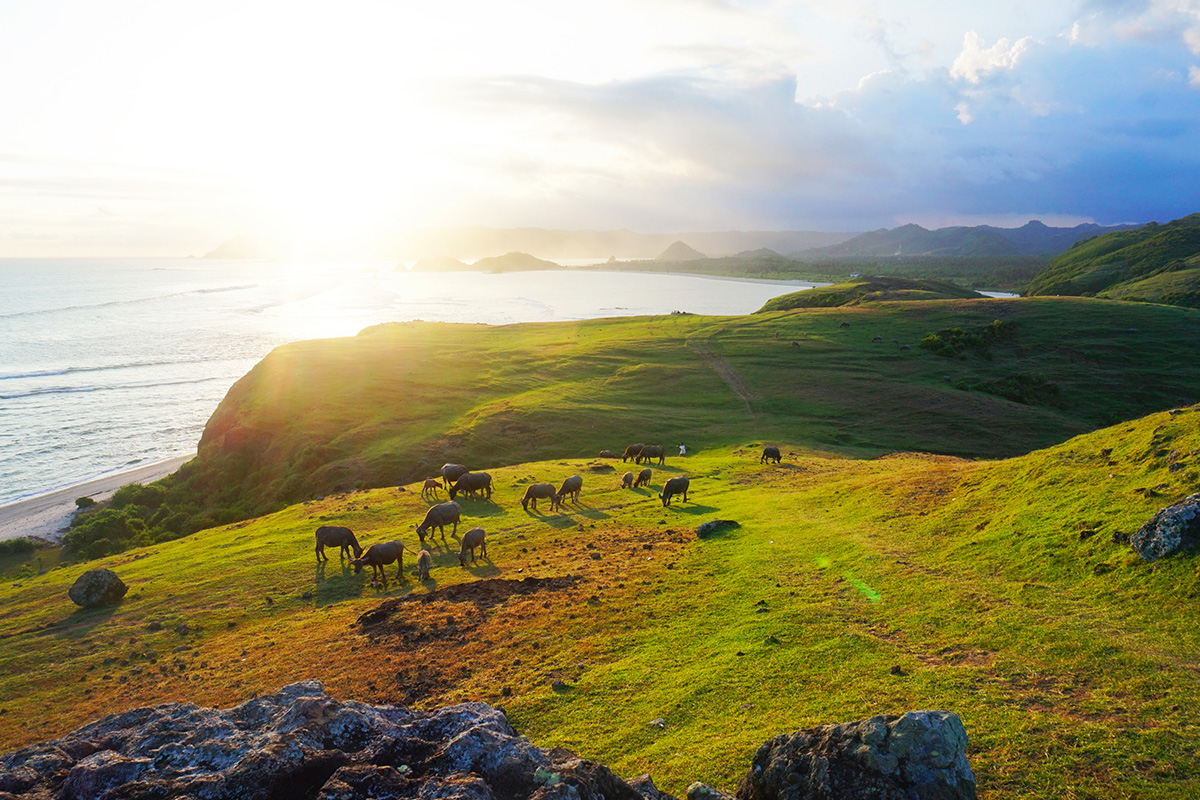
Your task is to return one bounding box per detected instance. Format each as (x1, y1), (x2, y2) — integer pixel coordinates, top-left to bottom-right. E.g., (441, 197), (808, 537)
(1025, 214), (1200, 306)
(757, 276), (983, 310)
(4, 404), (1200, 799)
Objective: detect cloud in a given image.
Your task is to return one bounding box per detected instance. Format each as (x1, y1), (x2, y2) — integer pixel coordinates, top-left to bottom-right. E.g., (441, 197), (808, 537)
(950, 32), (1035, 83)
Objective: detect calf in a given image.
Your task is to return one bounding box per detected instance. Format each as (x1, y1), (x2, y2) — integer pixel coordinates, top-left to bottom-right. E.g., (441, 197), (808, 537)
(421, 478), (441, 499)
(621, 471), (634, 489)
(459, 528), (487, 566)
(416, 549), (432, 582)
(634, 468), (652, 488)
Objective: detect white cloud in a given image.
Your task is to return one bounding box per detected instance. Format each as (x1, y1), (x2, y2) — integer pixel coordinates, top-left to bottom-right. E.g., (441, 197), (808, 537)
(950, 32), (1035, 83)
(1191, 64), (1200, 85)
(955, 101), (975, 124)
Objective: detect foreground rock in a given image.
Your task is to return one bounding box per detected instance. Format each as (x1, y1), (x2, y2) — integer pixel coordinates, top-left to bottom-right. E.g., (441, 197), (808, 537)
(67, 568), (128, 608)
(0, 681), (656, 800)
(1129, 492), (1200, 562)
(736, 710), (976, 800)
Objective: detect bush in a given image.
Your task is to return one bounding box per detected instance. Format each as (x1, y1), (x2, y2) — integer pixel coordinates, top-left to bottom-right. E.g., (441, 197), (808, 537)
(920, 319), (1016, 358)
(74, 496), (96, 509)
(63, 508), (145, 555)
(0, 537), (37, 556)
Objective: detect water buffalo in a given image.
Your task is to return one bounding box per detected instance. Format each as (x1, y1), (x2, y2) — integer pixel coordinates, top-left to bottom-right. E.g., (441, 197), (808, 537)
(449, 472), (493, 501)
(599, 449), (615, 458)
(459, 527), (487, 566)
(352, 541), (405, 587)
(638, 445), (665, 465)
(521, 483), (558, 512)
(659, 476), (690, 507)
(621, 471), (634, 488)
(416, 501), (461, 544)
(622, 444), (645, 462)
(440, 463), (470, 489)
(761, 446), (781, 464)
(634, 468), (652, 488)
(420, 478), (441, 499)
(416, 549), (432, 581)
(556, 474), (583, 505)
(314, 525), (362, 563)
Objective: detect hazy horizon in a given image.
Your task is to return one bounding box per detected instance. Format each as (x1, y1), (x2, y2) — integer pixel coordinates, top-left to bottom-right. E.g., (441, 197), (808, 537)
(1, 0), (1197, 257)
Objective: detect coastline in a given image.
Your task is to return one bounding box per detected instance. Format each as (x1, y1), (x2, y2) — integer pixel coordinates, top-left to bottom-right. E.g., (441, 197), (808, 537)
(0, 454), (193, 544)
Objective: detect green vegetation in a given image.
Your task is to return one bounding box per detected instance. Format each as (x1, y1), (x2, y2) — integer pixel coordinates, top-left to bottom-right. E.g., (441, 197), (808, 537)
(918, 319), (1015, 358)
(758, 276), (982, 311)
(1026, 214), (1200, 305)
(3, 405), (1200, 799)
(72, 298), (1200, 559)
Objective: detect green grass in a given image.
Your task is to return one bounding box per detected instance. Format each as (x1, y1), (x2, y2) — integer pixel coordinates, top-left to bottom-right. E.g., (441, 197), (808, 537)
(757, 276), (983, 311)
(3, 404), (1200, 799)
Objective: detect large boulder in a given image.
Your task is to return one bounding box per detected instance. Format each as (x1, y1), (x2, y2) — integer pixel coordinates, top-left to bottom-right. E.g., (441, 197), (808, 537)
(736, 710), (976, 800)
(1129, 492), (1200, 562)
(67, 569), (128, 608)
(0, 681), (658, 800)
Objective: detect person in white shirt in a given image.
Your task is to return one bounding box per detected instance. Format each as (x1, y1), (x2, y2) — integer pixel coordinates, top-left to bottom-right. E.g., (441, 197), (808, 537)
(678, 443), (686, 456)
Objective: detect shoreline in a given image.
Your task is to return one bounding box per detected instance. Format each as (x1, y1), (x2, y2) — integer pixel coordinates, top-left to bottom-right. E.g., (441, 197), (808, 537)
(0, 455), (193, 544)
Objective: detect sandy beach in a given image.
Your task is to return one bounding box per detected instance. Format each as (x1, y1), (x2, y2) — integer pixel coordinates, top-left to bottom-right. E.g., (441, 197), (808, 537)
(0, 455), (193, 543)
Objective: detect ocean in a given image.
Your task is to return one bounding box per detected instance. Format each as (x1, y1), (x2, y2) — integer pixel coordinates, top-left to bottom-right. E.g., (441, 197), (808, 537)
(0, 259), (820, 506)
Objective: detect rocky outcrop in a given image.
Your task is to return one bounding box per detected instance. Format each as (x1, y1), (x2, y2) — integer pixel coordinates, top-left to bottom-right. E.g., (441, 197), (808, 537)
(696, 520), (740, 538)
(735, 710), (976, 800)
(0, 681), (653, 800)
(67, 568), (128, 608)
(1129, 492), (1200, 562)
(0, 684), (977, 800)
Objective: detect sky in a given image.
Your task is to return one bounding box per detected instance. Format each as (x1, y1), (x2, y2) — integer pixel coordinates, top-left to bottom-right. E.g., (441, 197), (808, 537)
(0, 0), (1198, 256)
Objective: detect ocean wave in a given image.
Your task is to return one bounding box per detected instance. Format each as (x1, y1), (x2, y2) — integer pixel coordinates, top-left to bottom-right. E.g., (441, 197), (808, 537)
(0, 284), (259, 320)
(0, 376), (228, 400)
(0, 356), (243, 382)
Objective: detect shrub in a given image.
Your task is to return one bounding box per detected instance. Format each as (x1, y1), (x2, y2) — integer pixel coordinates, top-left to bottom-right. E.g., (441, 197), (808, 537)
(74, 496), (96, 509)
(920, 319), (1016, 358)
(63, 508), (145, 555)
(0, 537), (37, 556)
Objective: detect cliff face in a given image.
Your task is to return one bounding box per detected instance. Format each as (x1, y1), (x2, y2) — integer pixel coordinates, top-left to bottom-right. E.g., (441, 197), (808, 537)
(0, 681), (977, 800)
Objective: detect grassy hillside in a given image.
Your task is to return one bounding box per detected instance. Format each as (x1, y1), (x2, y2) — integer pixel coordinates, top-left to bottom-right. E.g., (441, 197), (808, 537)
(3, 405), (1200, 799)
(756, 276), (982, 310)
(66, 297), (1198, 556)
(1026, 214), (1200, 305)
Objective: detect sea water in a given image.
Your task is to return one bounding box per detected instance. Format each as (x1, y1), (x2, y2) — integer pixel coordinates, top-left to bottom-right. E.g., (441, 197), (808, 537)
(0, 259), (819, 505)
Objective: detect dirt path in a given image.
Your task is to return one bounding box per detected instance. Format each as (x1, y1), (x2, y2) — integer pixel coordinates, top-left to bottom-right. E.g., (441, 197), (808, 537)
(688, 340), (757, 414)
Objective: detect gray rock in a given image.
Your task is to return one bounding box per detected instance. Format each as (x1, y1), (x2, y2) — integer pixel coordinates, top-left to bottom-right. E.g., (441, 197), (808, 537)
(696, 520), (740, 538)
(0, 681), (656, 800)
(688, 782), (737, 800)
(67, 569), (128, 608)
(1129, 492), (1200, 562)
(735, 710), (976, 800)
(629, 773), (680, 800)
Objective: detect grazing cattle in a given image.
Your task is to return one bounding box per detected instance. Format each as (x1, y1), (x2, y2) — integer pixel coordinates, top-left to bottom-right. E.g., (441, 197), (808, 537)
(634, 468), (652, 488)
(416, 501), (461, 544)
(521, 483), (558, 512)
(459, 527), (487, 566)
(900, 344), (911, 351)
(839, 322), (851, 328)
(449, 472), (493, 501)
(622, 444), (645, 463)
(556, 474), (583, 505)
(352, 541), (405, 587)
(416, 549), (432, 582)
(638, 445), (665, 465)
(421, 478), (441, 499)
(440, 463), (470, 489)
(314, 525), (362, 563)
(761, 446), (782, 464)
(659, 477), (690, 507)
(621, 471), (634, 488)
(871, 335), (882, 343)
(599, 449), (615, 458)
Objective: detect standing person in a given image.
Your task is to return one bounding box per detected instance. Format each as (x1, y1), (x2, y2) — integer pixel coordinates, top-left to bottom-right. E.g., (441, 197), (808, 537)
(678, 442), (686, 456)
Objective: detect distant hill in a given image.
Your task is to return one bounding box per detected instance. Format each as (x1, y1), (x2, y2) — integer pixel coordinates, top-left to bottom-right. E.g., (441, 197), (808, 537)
(796, 220), (1137, 260)
(655, 241), (707, 261)
(1025, 214), (1200, 307)
(757, 276), (983, 312)
(408, 256), (471, 271)
(203, 235), (285, 260)
(471, 252), (562, 272)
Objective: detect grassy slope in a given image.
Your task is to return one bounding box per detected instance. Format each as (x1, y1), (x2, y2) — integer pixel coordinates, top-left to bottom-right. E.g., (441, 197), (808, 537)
(1026, 215), (1200, 301)
(173, 298), (1200, 529)
(756, 276), (982, 311)
(3, 406), (1200, 799)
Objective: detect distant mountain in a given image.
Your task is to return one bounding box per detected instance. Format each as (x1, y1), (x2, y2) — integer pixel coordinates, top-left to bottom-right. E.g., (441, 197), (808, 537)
(656, 241), (707, 261)
(1025, 213), (1200, 307)
(380, 227), (854, 261)
(471, 252), (561, 272)
(795, 221), (1138, 260)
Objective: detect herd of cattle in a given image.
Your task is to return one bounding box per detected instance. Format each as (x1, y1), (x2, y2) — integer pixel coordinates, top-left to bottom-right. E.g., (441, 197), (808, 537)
(312, 444), (784, 587)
